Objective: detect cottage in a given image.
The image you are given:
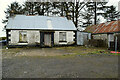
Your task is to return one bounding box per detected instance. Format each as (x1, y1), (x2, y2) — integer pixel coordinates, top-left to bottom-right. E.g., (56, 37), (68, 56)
(85, 20), (120, 50)
(6, 15), (77, 47)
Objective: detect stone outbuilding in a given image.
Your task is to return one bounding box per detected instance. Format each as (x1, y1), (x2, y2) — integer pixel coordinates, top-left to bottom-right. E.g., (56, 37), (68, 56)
(84, 20), (120, 50)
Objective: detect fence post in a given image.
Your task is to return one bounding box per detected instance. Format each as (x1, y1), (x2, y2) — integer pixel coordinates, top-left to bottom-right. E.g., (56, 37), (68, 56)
(115, 36), (117, 55)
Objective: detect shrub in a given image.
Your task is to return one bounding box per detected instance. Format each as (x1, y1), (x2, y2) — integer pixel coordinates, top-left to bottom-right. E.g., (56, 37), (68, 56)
(89, 39), (107, 47)
(0, 37), (6, 41)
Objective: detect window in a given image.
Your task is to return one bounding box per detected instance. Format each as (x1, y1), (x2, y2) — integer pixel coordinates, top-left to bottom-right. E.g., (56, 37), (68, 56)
(19, 31), (27, 43)
(59, 32), (66, 42)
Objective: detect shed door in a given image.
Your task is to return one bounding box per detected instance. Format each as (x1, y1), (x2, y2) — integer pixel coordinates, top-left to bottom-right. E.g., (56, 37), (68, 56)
(77, 32), (83, 45)
(44, 34), (51, 46)
(83, 34), (88, 45)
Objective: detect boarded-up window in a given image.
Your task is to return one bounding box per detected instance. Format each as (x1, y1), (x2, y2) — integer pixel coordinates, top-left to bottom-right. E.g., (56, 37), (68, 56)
(19, 31), (27, 43)
(59, 32), (66, 42)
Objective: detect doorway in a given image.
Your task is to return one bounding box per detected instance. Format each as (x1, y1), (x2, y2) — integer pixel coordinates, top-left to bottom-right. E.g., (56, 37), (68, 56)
(40, 32), (54, 47)
(44, 33), (51, 46)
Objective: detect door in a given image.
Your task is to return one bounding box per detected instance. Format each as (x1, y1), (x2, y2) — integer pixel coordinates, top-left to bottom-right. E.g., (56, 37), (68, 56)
(44, 33), (51, 46)
(83, 34), (88, 45)
(77, 32), (83, 45)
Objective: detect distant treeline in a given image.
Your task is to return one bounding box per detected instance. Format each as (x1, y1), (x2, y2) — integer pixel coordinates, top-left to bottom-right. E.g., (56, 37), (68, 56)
(2, 1), (119, 28)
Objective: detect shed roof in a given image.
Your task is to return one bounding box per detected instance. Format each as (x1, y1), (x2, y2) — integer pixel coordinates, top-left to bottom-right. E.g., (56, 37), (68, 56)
(84, 20), (120, 34)
(6, 15), (76, 31)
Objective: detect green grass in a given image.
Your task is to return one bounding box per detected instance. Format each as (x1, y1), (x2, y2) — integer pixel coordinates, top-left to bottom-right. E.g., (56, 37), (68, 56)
(55, 46), (119, 57)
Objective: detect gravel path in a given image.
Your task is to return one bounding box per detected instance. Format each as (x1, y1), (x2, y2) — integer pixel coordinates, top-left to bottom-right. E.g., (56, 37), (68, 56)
(2, 55), (118, 78)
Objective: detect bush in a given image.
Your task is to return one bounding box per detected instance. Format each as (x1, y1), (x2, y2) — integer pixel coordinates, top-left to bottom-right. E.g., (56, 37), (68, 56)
(0, 37), (6, 41)
(89, 39), (107, 47)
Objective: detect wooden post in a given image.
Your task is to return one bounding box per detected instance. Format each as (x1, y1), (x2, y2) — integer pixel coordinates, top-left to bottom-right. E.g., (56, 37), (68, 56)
(115, 36), (117, 55)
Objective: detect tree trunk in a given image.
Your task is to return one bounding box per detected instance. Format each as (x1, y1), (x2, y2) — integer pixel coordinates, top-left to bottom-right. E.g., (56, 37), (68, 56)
(75, 2), (78, 28)
(61, 2), (64, 16)
(72, 2), (75, 23)
(94, 2), (97, 25)
(31, 3), (34, 15)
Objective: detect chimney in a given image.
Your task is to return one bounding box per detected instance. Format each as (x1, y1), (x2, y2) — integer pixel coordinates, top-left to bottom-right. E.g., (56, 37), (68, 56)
(25, 11), (29, 15)
(67, 13), (72, 20)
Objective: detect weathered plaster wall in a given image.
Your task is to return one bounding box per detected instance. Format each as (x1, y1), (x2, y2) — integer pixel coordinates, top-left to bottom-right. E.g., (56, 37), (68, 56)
(10, 30), (19, 45)
(27, 31), (40, 45)
(9, 30), (75, 46)
(92, 34), (108, 40)
(9, 30), (40, 45)
(54, 31), (75, 45)
(108, 33), (120, 49)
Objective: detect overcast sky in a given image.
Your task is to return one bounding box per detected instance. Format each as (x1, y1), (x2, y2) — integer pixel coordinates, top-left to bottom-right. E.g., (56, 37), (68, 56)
(0, 0), (120, 37)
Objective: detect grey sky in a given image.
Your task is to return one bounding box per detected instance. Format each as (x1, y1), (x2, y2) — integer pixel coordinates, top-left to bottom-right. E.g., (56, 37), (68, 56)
(0, 0), (119, 37)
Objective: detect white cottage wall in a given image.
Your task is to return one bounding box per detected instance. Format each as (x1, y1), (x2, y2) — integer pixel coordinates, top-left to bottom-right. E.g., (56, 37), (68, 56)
(9, 30), (40, 45)
(27, 31), (40, 45)
(9, 30), (75, 46)
(10, 30), (19, 45)
(54, 31), (75, 45)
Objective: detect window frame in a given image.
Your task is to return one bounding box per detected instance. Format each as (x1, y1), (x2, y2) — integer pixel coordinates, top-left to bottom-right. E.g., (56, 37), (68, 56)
(19, 31), (28, 43)
(59, 32), (67, 42)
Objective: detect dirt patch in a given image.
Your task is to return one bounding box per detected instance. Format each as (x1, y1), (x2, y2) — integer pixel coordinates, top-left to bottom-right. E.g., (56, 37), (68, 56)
(2, 47), (76, 58)
(2, 46), (118, 59)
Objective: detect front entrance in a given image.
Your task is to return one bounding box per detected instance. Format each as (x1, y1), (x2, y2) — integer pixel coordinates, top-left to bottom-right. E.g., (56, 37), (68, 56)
(40, 31), (54, 47)
(44, 33), (51, 46)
